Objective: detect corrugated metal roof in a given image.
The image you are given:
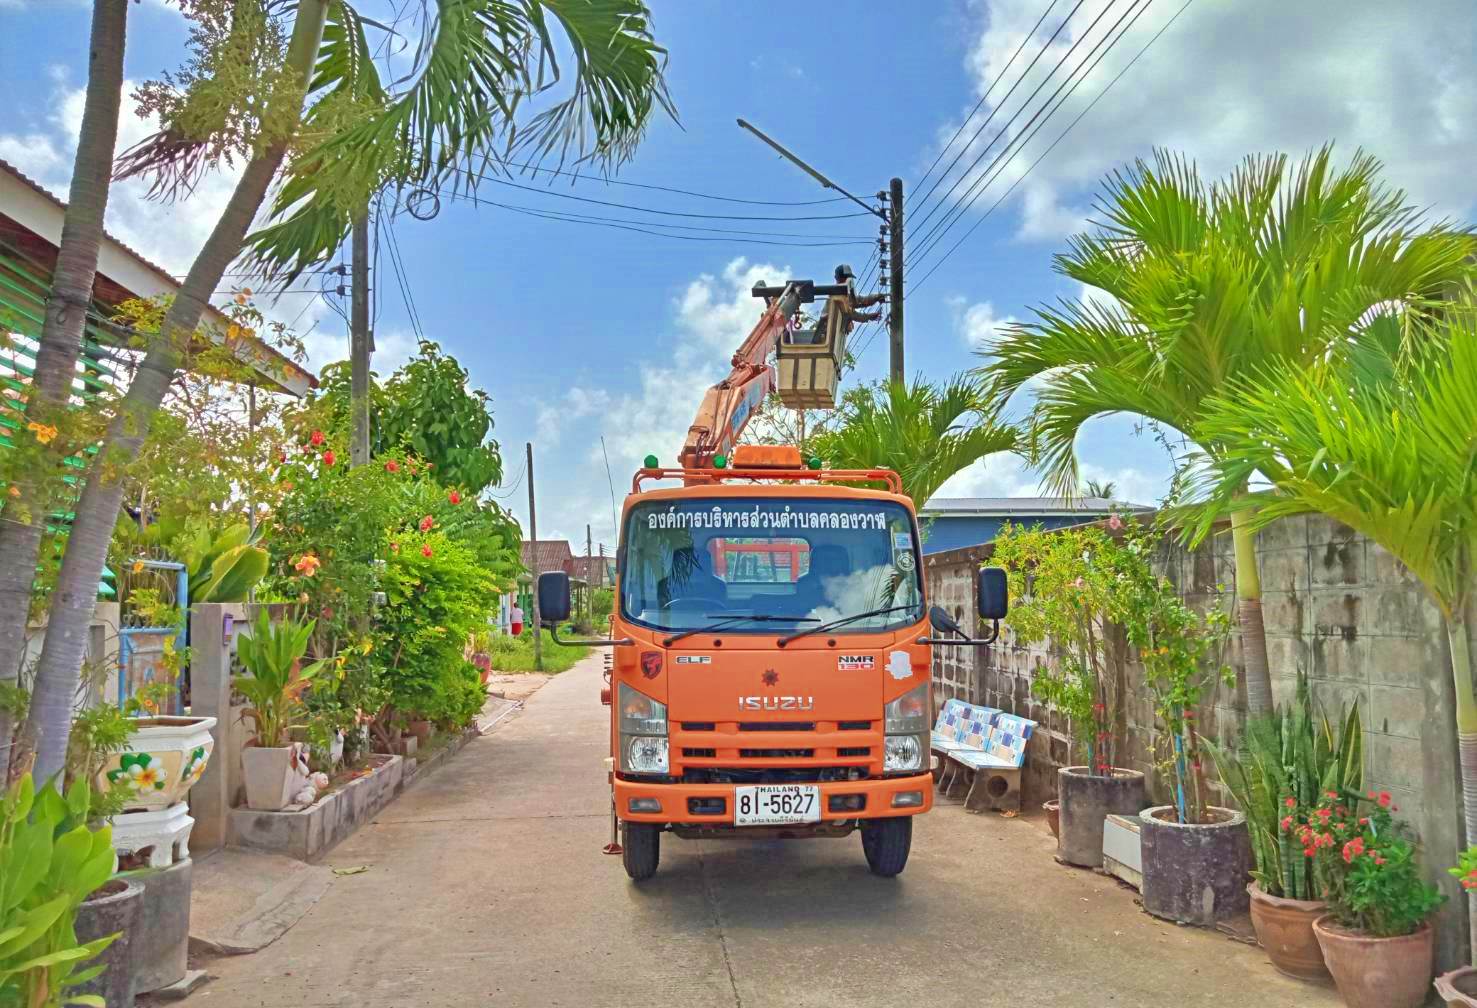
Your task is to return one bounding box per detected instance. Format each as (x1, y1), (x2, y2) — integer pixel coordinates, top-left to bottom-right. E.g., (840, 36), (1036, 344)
(521, 540), (574, 574)
(920, 496), (1150, 515)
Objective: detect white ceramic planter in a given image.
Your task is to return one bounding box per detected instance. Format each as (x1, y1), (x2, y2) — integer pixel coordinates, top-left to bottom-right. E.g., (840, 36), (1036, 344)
(241, 743), (310, 811)
(97, 716), (217, 813)
(110, 803), (194, 868)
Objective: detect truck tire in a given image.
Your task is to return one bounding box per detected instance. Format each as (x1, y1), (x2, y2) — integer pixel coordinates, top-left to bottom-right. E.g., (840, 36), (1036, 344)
(861, 817), (912, 877)
(622, 823), (660, 881)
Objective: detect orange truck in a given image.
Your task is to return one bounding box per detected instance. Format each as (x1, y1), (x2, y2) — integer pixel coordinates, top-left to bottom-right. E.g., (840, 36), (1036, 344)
(536, 273), (1008, 880)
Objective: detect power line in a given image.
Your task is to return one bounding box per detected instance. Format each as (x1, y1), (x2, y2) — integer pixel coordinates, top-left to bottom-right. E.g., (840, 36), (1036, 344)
(911, 0), (1195, 296)
(467, 176), (875, 222)
(908, 0), (1150, 273)
(908, 0), (1124, 262)
(488, 202), (875, 248)
(910, 0), (1088, 233)
(912, 0), (1065, 197)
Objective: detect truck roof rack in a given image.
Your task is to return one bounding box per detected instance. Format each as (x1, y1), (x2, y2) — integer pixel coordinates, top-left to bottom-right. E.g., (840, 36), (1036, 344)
(633, 466), (902, 494)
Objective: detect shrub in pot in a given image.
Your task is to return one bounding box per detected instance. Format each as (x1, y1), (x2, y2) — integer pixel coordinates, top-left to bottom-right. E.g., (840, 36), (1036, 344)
(1436, 848), (1477, 1005)
(1208, 673), (1363, 978)
(1306, 792), (1443, 1008)
(236, 609), (325, 811)
(993, 521), (1148, 867)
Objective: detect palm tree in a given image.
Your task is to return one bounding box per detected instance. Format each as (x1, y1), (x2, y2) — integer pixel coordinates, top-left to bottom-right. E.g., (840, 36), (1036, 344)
(1081, 479), (1117, 501)
(1190, 311), (1477, 955)
(18, 0), (674, 782)
(0, 0), (129, 779)
(808, 375), (1019, 508)
(981, 147), (1474, 715)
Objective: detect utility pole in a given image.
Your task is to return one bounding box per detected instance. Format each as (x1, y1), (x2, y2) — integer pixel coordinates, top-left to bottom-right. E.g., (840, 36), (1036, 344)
(525, 441), (543, 672)
(349, 212), (372, 467)
(888, 177), (904, 385)
(587, 524), (595, 585)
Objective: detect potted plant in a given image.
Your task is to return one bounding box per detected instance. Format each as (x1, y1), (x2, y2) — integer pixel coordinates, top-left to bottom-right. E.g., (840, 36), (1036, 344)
(236, 609), (324, 811)
(1305, 791), (1443, 1008)
(994, 522), (1148, 867)
(1208, 674), (1363, 979)
(1435, 847), (1477, 1004)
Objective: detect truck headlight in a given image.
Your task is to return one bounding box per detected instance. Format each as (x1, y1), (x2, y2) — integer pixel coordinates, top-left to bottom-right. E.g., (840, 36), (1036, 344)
(618, 682), (667, 735)
(883, 733), (925, 772)
(623, 734), (669, 773)
(883, 682), (929, 734)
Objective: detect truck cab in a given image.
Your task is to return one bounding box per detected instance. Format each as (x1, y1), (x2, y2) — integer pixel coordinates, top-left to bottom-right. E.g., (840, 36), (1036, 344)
(538, 449), (1007, 881)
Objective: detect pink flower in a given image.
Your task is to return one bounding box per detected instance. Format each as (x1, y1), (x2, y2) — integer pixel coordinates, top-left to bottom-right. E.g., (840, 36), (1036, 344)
(1106, 514), (1124, 531)
(418, 515), (434, 532)
(1284, 797), (1297, 809)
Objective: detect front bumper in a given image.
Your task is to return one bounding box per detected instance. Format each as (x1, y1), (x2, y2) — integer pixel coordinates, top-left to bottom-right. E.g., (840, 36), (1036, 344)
(614, 772), (934, 825)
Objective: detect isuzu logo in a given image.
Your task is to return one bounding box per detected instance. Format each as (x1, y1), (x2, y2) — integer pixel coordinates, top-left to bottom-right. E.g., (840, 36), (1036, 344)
(739, 696), (815, 712)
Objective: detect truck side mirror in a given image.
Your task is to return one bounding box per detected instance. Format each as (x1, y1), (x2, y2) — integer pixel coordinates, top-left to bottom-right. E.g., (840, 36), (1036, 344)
(928, 605), (962, 636)
(978, 567), (1008, 621)
(537, 571), (572, 624)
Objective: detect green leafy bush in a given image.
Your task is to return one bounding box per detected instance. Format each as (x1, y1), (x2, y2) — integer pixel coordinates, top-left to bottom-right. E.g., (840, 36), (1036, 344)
(236, 610), (325, 748)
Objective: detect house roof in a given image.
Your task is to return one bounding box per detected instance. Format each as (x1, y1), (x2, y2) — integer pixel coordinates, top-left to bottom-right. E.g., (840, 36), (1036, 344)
(919, 496), (1152, 517)
(521, 539), (575, 574)
(0, 158), (316, 397)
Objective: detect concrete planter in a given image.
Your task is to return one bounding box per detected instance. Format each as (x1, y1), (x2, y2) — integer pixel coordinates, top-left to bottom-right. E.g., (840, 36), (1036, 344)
(1139, 806), (1251, 926)
(1056, 766), (1146, 868)
(95, 716), (216, 813)
(229, 755), (404, 861)
(122, 858), (191, 994)
(1314, 915), (1434, 1008)
(74, 878), (143, 1008)
(1435, 965), (1477, 1005)
(1248, 882), (1329, 980)
(241, 743), (308, 811)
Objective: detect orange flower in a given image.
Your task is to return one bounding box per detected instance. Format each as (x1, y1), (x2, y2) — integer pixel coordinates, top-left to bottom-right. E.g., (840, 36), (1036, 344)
(26, 421), (57, 445)
(5, 486), (17, 498)
(294, 554), (321, 577)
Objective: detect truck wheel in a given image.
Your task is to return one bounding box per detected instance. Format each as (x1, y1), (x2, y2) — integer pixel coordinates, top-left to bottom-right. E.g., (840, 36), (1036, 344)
(861, 817), (912, 877)
(622, 823), (660, 881)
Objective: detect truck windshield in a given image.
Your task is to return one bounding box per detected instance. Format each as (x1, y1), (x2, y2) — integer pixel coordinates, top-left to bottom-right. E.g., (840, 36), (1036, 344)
(620, 497), (923, 633)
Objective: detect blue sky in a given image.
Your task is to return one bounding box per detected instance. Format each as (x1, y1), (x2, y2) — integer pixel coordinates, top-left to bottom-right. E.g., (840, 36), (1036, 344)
(3, 1), (1475, 550)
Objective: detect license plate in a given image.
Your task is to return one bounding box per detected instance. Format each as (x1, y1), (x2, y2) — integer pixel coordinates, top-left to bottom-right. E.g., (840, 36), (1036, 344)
(734, 784), (821, 826)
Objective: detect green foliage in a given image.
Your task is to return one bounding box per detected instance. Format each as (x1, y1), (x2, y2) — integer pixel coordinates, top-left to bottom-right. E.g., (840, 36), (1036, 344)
(1206, 673), (1363, 898)
(1298, 791), (1442, 937)
(809, 375), (1018, 505)
(181, 523), (269, 603)
(489, 629), (588, 674)
(236, 609), (325, 748)
(0, 774), (119, 1007)
(374, 532), (493, 725)
(63, 706), (136, 823)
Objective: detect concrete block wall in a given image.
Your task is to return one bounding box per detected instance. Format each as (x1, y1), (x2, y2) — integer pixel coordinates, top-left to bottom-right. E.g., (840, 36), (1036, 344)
(925, 514), (1471, 969)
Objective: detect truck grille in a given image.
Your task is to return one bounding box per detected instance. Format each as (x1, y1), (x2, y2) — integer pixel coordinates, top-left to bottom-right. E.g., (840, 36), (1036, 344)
(738, 721), (815, 732)
(680, 767), (866, 785)
(739, 748), (814, 759)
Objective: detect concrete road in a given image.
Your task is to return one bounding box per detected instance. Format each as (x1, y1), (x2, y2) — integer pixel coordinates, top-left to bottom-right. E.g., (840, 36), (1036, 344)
(200, 654), (1339, 1007)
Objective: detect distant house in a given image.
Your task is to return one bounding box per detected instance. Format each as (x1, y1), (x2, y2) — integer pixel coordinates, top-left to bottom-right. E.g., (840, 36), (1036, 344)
(521, 540), (575, 576)
(917, 497), (1149, 555)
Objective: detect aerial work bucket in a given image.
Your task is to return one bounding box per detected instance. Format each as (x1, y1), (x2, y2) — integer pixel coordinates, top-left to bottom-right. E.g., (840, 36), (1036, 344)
(776, 295), (847, 409)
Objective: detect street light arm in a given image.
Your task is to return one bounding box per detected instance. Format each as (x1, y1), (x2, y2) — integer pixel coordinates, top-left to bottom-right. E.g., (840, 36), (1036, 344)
(736, 118), (885, 219)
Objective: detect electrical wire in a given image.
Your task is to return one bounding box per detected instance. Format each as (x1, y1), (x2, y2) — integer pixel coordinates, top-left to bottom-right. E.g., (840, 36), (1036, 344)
(489, 457), (527, 500)
(908, 0), (1126, 262)
(467, 176), (876, 222)
(908, 0), (1151, 274)
(487, 202), (875, 248)
(912, 0), (1068, 201)
(910, 0), (1196, 296)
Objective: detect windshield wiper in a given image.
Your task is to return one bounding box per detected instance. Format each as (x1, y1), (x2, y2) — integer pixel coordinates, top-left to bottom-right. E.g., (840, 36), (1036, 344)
(663, 613), (818, 647)
(776, 605), (919, 647)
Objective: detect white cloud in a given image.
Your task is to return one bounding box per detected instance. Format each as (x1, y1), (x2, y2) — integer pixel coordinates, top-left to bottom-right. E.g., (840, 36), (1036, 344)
(935, 0), (1477, 245)
(951, 297), (1016, 352)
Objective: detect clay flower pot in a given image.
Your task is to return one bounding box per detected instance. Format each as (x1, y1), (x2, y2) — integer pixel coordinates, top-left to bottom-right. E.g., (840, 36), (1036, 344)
(1313, 914), (1434, 1008)
(1139, 806), (1251, 925)
(95, 715), (216, 813)
(1056, 766), (1146, 867)
(1043, 799), (1060, 839)
(1435, 965), (1477, 1005)
(1247, 882), (1329, 980)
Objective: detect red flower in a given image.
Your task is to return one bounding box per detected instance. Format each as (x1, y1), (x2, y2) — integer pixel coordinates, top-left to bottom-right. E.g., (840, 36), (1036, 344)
(278, 452), (287, 463)
(421, 545), (433, 558)
(310, 430), (324, 446)
(419, 515), (434, 532)
(1359, 817), (1369, 826)
(1377, 791), (1392, 808)
(1284, 797), (1297, 809)
(322, 449), (336, 467)
(386, 460), (400, 473)
(390, 542), (399, 553)
(1342, 837), (1365, 864)
(1303, 847), (1316, 858)
(1315, 808), (1332, 821)
(1279, 815), (1293, 832)
(448, 490), (462, 505)
(1325, 790), (1338, 800)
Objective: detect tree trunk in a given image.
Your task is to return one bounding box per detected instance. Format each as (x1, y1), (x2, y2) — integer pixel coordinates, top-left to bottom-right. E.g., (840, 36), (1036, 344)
(1447, 617), (1477, 961)
(0, 0), (129, 782)
(24, 2), (330, 784)
(1230, 506), (1273, 716)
